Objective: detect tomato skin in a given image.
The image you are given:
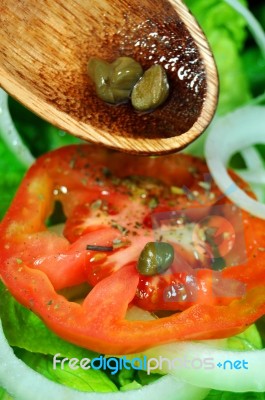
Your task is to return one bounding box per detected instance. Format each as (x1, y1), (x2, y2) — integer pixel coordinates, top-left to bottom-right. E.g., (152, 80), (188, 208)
(0, 144), (264, 354)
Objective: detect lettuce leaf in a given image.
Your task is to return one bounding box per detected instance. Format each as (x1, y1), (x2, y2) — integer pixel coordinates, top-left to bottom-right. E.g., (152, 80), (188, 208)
(0, 388), (13, 400)
(0, 282), (96, 360)
(0, 283), (120, 393)
(8, 98), (79, 158)
(14, 349), (118, 393)
(0, 138), (26, 219)
(185, 0), (251, 114)
(227, 324), (263, 351)
(242, 48), (265, 97)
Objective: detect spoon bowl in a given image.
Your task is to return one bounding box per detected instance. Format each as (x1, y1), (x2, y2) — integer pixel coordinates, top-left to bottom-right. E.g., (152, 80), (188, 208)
(0, 0), (218, 154)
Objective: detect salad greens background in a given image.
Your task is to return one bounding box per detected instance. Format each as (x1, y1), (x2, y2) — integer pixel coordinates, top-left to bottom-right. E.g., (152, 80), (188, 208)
(0, 0), (265, 398)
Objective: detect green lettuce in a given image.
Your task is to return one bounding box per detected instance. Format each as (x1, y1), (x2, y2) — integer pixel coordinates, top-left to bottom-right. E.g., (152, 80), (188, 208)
(0, 282), (96, 359)
(0, 138), (26, 219)
(242, 48), (265, 97)
(241, 0), (265, 98)
(185, 0), (251, 114)
(0, 388), (13, 400)
(0, 282), (118, 393)
(8, 98), (79, 159)
(14, 348), (118, 393)
(227, 324), (263, 351)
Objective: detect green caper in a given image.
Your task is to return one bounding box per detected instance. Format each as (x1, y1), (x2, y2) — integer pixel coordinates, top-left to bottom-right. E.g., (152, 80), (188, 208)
(96, 85), (131, 104)
(87, 57), (115, 103)
(87, 56), (143, 104)
(87, 57), (110, 86)
(110, 57), (143, 90)
(131, 64), (169, 112)
(137, 242), (174, 276)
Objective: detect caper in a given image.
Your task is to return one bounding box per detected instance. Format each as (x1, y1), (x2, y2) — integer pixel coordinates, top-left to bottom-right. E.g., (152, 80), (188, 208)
(87, 57), (110, 86)
(137, 242), (174, 276)
(96, 85), (131, 104)
(87, 56), (143, 104)
(110, 57), (143, 90)
(131, 64), (169, 112)
(87, 57), (115, 103)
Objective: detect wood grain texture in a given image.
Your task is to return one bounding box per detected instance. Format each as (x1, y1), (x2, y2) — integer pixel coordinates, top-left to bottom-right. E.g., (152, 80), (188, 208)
(0, 0), (218, 154)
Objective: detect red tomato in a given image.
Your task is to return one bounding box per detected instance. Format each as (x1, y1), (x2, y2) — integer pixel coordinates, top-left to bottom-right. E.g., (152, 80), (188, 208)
(0, 145), (264, 354)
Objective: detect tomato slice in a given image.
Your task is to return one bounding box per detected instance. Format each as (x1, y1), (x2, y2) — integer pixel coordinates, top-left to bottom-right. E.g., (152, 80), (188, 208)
(0, 145), (264, 354)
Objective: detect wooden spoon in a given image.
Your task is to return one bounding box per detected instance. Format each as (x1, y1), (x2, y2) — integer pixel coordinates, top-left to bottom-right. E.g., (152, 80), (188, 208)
(0, 0), (218, 155)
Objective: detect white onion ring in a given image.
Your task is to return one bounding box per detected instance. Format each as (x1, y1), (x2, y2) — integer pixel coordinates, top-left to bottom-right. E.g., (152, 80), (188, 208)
(0, 320), (208, 400)
(143, 342), (265, 392)
(236, 147), (265, 201)
(129, 308), (265, 392)
(205, 105), (265, 219)
(240, 147), (264, 170)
